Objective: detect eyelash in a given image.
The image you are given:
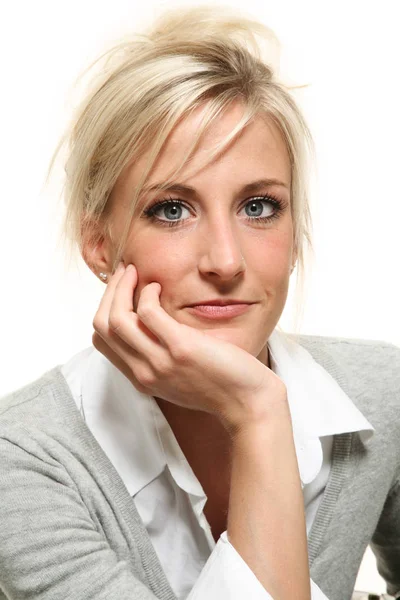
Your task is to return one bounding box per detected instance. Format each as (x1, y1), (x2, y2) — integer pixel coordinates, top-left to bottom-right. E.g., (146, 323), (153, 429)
(142, 194), (286, 228)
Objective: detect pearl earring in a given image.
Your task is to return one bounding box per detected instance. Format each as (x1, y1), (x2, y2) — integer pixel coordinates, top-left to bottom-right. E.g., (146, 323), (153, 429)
(99, 272), (108, 282)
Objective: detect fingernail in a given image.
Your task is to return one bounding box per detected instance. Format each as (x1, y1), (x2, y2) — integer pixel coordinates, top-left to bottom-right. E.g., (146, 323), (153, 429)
(126, 264), (134, 272)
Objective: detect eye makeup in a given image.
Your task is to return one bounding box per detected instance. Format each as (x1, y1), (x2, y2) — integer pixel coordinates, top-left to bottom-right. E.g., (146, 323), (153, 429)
(141, 194), (287, 228)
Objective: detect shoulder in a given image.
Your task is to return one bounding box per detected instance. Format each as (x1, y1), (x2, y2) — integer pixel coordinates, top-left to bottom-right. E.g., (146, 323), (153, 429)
(0, 367), (61, 418)
(0, 365), (95, 484)
(0, 366), (79, 450)
(290, 332), (400, 375)
(288, 332), (400, 425)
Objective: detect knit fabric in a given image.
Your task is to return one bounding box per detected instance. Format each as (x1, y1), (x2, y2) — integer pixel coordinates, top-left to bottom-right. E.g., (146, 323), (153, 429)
(0, 334), (399, 600)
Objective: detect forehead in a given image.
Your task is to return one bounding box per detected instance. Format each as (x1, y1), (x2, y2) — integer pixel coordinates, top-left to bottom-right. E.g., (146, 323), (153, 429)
(118, 100), (291, 198)
(164, 101), (284, 157)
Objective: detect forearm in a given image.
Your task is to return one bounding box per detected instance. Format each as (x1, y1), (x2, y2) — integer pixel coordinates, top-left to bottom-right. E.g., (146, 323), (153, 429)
(227, 402), (311, 600)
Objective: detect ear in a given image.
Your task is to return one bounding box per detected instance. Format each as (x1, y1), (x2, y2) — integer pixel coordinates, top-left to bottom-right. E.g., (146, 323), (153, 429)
(81, 216), (115, 281)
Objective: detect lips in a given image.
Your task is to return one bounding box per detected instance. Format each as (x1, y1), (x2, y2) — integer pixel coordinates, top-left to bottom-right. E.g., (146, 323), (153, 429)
(185, 303), (254, 319)
(186, 299), (253, 307)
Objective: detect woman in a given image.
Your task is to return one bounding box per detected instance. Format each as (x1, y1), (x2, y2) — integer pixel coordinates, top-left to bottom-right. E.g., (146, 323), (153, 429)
(0, 5), (399, 600)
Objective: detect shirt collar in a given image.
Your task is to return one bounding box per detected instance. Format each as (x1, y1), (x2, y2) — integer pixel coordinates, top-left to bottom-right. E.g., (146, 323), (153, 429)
(267, 328), (374, 484)
(268, 328), (374, 441)
(80, 349), (166, 496)
(77, 328), (374, 496)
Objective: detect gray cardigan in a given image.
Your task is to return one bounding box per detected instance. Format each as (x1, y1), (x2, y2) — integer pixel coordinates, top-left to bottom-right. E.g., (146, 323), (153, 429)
(0, 334), (399, 600)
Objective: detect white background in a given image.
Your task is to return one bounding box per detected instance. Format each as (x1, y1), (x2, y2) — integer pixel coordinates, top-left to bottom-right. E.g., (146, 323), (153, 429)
(1, 0), (399, 595)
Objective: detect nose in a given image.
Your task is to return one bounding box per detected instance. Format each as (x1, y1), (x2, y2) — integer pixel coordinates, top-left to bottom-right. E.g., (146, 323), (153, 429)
(197, 217), (246, 281)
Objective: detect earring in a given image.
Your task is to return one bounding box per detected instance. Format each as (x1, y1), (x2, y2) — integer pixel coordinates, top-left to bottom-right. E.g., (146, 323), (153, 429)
(99, 272), (108, 282)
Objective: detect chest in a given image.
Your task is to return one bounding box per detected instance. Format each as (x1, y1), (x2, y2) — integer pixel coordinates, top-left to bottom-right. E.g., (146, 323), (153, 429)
(189, 459), (231, 543)
(203, 497), (229, 543)
(176, 436), (231, 543)
(155, 401), (232, 541)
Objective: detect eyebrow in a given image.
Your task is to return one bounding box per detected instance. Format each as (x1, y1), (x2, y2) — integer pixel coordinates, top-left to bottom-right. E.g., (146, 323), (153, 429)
(142, 178), (290, 198)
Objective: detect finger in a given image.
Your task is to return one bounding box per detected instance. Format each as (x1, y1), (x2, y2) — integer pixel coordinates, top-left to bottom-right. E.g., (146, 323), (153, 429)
(93, 262), (127, 331)
(93, 264), (167, 392)
(93, 263), (157, 355)
(92, 332), (149, 394)
(93, 325), (170, 396)
(109, 265), (164, 352)
(134, 277), (186, 350)
(98, 261), (130, 313)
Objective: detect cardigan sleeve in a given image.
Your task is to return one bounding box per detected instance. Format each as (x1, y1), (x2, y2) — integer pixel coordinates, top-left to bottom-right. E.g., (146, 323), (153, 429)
(370, 477), (400, 599)
(0, 435), (329, 600)
(0, 437), (166, 600)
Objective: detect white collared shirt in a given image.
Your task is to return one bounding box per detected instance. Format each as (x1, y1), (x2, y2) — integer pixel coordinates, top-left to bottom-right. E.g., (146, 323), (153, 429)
(61, 328), (374, 599)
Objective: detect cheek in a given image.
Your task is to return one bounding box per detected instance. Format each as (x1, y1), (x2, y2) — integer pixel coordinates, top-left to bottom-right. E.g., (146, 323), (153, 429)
(252, 232), (293, 278)
(128, 236), (191, 310)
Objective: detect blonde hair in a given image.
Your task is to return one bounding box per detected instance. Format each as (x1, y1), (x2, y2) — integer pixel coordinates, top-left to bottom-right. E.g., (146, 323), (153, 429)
(45, 3), (315, 338)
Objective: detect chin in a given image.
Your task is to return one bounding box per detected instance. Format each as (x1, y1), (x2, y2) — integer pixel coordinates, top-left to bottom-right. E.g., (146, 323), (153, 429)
(201, 327), (260, 355)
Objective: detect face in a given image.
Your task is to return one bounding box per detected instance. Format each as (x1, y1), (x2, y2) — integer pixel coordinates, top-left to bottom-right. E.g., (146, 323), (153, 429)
(96, 101), (295, 366)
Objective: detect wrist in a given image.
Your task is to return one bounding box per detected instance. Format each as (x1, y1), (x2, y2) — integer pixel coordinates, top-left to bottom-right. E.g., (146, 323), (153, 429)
(221, 384), (291, 440)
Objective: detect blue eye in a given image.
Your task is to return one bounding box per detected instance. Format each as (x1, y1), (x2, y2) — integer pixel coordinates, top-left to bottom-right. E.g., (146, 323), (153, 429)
(244, 200), (272, 218)
(152, 201), (190, 222)
(142, 195), (285, 228)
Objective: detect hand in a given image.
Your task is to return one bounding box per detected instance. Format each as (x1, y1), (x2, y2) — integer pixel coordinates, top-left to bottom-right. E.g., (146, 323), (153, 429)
(92, 263), (287, 435)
